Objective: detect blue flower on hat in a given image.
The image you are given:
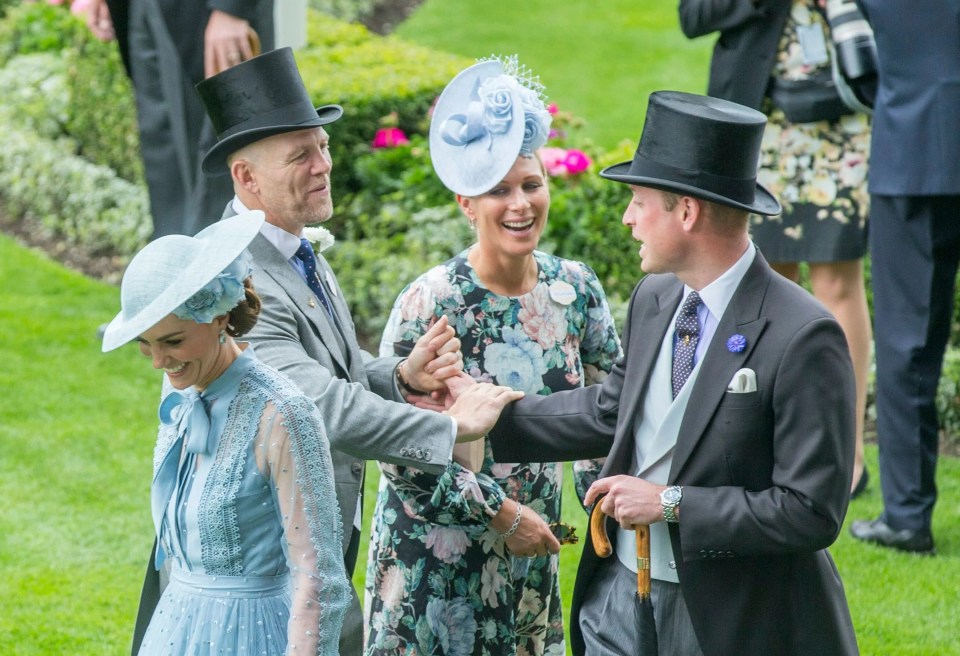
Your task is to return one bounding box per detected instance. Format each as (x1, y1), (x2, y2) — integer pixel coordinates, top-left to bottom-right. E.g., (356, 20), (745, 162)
(173, 253), (253, 324)
(726, 334), (747, 353)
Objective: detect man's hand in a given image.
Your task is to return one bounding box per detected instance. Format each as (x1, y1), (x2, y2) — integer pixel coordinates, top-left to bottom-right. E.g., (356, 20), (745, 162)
(85, 0), (116, 41)
(444, 381), (523, 442)
(204, 10), (257, 78)
(584, 475), (669, 528)
(402, 315), (463, 392)
(491, 499), (561, 557)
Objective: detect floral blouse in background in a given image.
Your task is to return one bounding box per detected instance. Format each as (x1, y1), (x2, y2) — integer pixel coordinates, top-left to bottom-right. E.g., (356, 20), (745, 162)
(365, 248), (621, 656)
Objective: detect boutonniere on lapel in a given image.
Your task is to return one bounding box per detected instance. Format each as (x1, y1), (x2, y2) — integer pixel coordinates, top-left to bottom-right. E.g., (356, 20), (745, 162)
(303, 226), (335, 253)
(726, 333), (747, 353)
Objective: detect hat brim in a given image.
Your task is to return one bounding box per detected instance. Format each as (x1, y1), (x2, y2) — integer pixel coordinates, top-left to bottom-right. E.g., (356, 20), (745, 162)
(101, 211), (265, 352)
(201, 104), (343, 176)
(600, 161), (782, 216)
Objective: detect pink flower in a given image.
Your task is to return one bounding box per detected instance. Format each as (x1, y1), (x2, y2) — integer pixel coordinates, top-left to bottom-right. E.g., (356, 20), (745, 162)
(563, 149), (592, 175)
(518, 284), (568, 349)
(547, 103), (559, 115)
(538, 147), (568, 177)
(372, 127), (410, 149)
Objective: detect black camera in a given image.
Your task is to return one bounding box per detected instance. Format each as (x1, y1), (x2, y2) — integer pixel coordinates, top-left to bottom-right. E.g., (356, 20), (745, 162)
(824, 0), (878, 108)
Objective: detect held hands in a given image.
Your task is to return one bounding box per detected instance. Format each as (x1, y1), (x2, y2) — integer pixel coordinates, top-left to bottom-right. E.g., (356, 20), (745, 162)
(204, 10), (257, 78)
(492, 499), (561, 558)
(584, 475), (670, 529)
(445, 376), (524, 442)
(401, 316), (464, 394)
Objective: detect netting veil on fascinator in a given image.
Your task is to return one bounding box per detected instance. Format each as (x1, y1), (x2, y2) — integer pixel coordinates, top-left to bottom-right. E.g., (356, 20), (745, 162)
(429, 55), (552, 196)
(101, 212), (265, 352)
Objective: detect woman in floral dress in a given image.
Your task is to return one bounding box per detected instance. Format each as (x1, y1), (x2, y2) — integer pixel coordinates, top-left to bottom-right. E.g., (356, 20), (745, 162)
(363, 58), (621, 656)
(680, 0), (872, 498)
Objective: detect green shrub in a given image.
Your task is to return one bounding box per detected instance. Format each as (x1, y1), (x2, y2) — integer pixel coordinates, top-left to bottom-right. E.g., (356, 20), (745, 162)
(0, 52), (70, 140)
(0, 123), (150, 255)
(297, 11), (470, 193)
(308, 0), (379, 24)
(937, 348), (960, 450)
(0, 1), (86, 66)
(66, 24), (143, 184)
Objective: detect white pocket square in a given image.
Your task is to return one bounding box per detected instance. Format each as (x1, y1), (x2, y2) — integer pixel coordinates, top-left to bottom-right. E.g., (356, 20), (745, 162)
(727, 368), (757, 393)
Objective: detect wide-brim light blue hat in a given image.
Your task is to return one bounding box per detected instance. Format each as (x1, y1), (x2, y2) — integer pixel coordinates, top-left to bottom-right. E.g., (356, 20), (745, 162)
(429, 57), (552, 197)
(101, 211), (265, 352)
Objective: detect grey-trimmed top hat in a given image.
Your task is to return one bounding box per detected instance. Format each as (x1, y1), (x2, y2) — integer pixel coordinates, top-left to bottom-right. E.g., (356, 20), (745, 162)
(197, 47), (343, 176)
(600, 91), (781, 216)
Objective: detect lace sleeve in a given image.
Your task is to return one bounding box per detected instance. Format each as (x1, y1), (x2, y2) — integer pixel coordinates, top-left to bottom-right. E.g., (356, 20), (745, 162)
(256, 398), (350, 655)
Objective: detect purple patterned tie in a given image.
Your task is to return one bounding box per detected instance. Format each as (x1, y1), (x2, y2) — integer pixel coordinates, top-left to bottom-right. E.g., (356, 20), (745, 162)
(294, 238), (335, 319)
(671, 291), (702, 398)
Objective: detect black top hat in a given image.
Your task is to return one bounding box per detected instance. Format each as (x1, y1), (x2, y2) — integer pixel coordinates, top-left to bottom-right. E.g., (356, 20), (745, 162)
(196, 47), (343, 176)
(600, 91), (781, 216)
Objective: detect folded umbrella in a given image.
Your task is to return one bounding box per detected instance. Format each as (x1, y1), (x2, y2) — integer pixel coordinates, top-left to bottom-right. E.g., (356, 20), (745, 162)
(589, 498), (658, 653)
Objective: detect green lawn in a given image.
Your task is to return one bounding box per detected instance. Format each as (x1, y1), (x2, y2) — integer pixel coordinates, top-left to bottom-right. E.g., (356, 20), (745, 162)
(3, 234), (960, 654)
(396, 0), (714, 150)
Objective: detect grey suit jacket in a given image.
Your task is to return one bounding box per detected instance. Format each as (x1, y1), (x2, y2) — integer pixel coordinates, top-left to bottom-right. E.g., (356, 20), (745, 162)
(489, 253), (859, 656)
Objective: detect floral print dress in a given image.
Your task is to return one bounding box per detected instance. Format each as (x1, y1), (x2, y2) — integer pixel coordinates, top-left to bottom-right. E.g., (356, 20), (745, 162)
(752, 0), (871, 263)
(365, 248), (621, 656)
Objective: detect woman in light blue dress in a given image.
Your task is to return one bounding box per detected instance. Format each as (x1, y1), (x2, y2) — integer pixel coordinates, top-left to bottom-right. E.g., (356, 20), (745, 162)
(102, 212), (349, 655)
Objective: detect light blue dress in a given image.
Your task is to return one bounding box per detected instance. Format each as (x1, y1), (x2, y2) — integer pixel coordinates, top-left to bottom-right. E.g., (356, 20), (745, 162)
(138, 347), (349, 655)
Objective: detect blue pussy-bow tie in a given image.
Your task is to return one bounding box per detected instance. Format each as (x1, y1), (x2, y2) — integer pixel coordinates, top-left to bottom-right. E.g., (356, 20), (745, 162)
(159, 388), (213, 455)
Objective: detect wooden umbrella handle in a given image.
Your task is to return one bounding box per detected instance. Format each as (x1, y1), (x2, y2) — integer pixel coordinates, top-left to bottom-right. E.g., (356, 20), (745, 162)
(589, 499), (652, 599)
(589, 501), (613, 557)
(635, 524), (652, 600)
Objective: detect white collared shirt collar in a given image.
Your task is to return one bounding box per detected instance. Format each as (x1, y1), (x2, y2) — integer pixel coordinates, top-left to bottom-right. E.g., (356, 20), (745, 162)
(232, 196), (302, 260)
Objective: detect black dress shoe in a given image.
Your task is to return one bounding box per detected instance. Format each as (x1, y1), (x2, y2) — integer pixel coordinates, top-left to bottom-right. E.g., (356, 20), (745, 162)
(850, 518), (935, 554)
(850, 467), (869, 499)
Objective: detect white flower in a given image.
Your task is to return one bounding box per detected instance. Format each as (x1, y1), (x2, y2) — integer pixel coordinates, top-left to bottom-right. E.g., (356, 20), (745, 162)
(303, 226), (335, 252)
(480, 559), (507, 608)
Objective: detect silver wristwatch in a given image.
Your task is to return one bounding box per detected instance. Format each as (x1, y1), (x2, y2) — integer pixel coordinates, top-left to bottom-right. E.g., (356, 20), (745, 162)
(660, 485), (683, 523)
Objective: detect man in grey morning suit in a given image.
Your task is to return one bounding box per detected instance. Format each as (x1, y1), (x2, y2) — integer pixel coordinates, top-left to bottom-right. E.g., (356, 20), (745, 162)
(129, 48), (531, 655)
(481, 92), (860, 655)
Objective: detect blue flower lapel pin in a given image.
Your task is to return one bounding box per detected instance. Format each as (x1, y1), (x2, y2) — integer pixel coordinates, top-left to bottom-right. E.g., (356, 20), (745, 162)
(726, 333), (747, 353)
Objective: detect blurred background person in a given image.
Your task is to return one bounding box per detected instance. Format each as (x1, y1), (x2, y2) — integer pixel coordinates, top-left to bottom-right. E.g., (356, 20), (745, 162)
(85, 0), (273, 239)
(364, 57), (622, 655)
(679, 0), (873, 497)
(849, 1), (960, 555)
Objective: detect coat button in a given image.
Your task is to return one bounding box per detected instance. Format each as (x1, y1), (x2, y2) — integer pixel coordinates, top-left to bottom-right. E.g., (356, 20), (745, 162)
(415, 448), (425, 459)
(351, 462), (363, 476)
(668, 560), (676, 569)
(400, 447), (409, 457)
(424, 450), (432, 460)
(699, 550), (707, 558)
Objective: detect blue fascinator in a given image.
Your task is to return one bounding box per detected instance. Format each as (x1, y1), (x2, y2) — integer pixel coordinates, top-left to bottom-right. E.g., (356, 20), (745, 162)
(429, 55), (552, 196)
(101, 212), (264, 352)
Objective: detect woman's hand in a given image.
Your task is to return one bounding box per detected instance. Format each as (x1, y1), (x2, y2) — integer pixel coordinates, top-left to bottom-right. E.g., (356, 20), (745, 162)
(492, 499), (561, 557)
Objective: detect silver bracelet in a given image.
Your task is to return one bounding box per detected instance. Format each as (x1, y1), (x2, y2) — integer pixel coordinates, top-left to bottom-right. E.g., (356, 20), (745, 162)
(501, 503), (523, 539)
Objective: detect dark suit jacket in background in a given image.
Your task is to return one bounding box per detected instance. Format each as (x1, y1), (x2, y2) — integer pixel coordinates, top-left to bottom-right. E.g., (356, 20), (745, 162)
(679, 0), (792, 109)
(857, 0), (960, 195)
(489, 253), (858, 656)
